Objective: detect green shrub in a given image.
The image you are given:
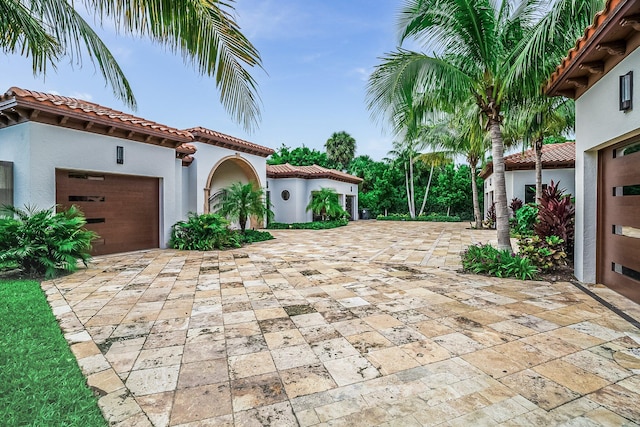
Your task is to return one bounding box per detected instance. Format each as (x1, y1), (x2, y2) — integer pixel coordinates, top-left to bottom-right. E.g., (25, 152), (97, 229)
(376, 213), (462, 222)
(512, 204), (538, 237)
(170, 212), (240, 250)
(0, 205), (97, 278)
(535, 180), (575, 256)
(461, 243), (538, 280)
(239, 229), (274, 243)
(267, 219), (348, 229)
(517, 235), (567, 272)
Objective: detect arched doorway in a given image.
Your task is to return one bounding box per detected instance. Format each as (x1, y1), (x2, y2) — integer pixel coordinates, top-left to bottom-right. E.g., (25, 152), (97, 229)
(204, 155), (263, 229)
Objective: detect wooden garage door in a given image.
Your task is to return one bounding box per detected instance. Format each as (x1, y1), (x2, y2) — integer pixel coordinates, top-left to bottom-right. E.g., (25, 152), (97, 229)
(598, 140), (640, 303)
(56, 170), (159, 255)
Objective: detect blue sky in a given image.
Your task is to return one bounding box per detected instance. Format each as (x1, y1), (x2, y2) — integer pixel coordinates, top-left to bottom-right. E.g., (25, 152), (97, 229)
(0, 1), (411, 161)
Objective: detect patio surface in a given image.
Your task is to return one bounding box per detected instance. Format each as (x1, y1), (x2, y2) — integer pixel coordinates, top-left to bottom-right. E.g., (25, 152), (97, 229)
(43, 221), (640, 426)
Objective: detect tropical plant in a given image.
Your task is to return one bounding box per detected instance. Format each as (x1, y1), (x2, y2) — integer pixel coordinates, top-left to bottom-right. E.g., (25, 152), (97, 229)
(325, 131), (357, 170)
(367, 0), (604, 251)
(1, 0), (262, 130)
(518, 235), (567, 271)
(461, 243), (538, 280)
(510, 198), (523, 216)
(212, 182), (270, 233)
(239, 229), (274, 244)
(169, 212), (240, 250)
(267, 219), (348, 230)
(534, 180), (575, 255)
(512, 204), (538, 237)
(0, 205), (97, 278)
(484, 203), (496, 229)
(306, 188), (346, 221)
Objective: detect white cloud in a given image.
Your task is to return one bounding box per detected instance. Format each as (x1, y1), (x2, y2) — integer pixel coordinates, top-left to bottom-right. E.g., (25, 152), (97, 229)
(350, 67), (370, 82)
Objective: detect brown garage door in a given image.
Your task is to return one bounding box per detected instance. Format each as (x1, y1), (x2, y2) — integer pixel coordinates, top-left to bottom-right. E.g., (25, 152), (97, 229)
(598, 140), (640, 303)
(56, 169), (159, 255)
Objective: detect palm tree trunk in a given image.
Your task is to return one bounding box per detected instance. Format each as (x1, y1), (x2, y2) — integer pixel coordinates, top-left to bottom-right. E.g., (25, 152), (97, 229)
(470, 160), (482, 229)
(488, 120), (512, 251)
(418, 163), (434, 217)
(240, 214), (247, 232)
(409, 157), (416, 218)
(534, 137), (544, 203)
(404, 166), (412, 216)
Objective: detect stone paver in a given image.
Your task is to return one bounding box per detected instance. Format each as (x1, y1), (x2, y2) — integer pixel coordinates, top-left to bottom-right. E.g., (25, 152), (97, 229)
(42, 221), (640, 426)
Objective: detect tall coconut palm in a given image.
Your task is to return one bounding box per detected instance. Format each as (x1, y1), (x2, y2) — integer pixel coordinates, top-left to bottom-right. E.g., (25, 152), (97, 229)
(325, 131), (357, 170)
(423, 105), (490, 228)
(212, 182), (270, 233)
(1, 0), (262, 130)
(367, 0), (603, 251)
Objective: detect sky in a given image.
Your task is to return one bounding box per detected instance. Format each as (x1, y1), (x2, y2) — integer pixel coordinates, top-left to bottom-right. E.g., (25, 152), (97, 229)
(0, 1), (415, 161)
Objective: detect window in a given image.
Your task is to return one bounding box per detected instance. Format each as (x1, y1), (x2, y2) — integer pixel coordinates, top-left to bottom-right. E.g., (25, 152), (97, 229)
(524, 184), (547, 204)
(0, 161), (13, 206)
(281, 190), (290, 201)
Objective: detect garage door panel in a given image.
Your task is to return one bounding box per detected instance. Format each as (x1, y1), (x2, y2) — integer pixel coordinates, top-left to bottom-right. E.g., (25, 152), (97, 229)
(599, 141), (640, 304)
(606, 236), (640, 270)
(56, 169), (159, 255)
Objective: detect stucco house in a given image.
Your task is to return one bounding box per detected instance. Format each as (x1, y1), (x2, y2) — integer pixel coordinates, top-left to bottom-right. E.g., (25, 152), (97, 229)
(480, 142), (575, 216)
(0, 87), (281, 255)
(266, 163), (362, 223)
(546, 0), (640, 303)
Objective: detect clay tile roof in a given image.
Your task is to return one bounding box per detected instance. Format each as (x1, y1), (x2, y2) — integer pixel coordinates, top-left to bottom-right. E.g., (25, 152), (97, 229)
(1, 87), (191, 142)
(545, 0), (640, 98)
(479, 142), (575, 179)
(187, 126), (274, 157)
(266, 163), (363, 184)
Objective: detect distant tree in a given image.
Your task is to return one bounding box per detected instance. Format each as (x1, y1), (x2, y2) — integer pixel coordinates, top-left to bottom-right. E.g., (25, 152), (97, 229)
(268, 145), (338, 169)
(325, 131), (356, 169)
(306, 188), (346, 221)
(212, 182), (270, 232)
(1, 0), (262, 130)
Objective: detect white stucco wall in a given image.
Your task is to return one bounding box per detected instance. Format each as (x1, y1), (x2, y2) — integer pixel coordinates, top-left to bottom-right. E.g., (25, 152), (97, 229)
(574, 47), (640, 283)
(0, 122), (181, 247)
(267, 177), (359, 223)
(483, 168), (575, 218)
(190, 143), (267, 214)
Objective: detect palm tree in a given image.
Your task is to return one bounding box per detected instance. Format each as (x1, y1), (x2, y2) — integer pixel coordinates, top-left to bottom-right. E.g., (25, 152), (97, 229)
(367, 0), (603, 251)
(325, 131), (357, 170)
(1, 0), (262, 130)
(422, 106), (490, 228)
(306, 188), (345, 221)
(506, 97), (575, 202)
(212, 182), (270, 233)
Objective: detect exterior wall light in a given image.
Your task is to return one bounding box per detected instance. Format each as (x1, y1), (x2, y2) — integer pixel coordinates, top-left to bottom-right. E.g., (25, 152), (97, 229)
(620, 71), (633, 111)
(116, 146), (124, 164)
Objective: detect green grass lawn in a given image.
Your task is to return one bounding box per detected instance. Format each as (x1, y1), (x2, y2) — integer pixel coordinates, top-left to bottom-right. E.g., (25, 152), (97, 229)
(0, 280), (106, 426)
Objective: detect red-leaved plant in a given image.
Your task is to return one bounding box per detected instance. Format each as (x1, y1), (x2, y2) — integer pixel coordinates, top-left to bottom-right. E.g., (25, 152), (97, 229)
(534, 180), (575, 256)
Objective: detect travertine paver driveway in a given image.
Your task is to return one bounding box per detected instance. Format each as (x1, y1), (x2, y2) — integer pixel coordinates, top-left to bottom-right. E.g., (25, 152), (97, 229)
(43, 221), (640, 426)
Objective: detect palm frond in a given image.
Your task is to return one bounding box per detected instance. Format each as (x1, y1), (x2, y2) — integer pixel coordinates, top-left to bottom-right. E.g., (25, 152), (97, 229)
(83, 0), (263, 131)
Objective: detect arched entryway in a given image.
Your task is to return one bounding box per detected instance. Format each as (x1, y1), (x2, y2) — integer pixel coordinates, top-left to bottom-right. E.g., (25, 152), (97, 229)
(204, 155), (263, 228)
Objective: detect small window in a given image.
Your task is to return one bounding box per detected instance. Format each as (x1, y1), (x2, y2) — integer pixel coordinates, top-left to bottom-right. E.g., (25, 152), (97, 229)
(0, 161), (13, 206)
(281, 190), (290, 201)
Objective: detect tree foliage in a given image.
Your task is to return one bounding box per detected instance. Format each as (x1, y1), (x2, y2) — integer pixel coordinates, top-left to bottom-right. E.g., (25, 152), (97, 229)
(267, 145), (338, 169)
(325, 131), (356, 169)
(1, 0), (263, 130)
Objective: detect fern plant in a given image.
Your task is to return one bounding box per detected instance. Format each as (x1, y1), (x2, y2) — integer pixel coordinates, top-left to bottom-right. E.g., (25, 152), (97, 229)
(0, 205), (97, 278)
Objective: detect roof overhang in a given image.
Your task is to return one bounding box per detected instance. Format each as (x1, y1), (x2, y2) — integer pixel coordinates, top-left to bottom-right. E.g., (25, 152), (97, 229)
(546, 0), (640, 99)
